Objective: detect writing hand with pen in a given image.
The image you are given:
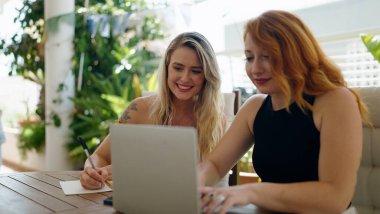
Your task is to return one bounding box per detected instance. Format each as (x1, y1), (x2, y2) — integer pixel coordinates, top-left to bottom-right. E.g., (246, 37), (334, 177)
(78, 137), (113, 190)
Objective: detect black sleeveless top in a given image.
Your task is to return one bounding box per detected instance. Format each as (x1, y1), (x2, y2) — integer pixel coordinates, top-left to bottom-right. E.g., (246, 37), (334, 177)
(252, 95), (320, 183)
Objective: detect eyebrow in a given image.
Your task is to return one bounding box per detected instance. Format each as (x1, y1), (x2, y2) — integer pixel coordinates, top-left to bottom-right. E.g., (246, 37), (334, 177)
(172, 62), (184, 67)
(172, 62), (203, 70)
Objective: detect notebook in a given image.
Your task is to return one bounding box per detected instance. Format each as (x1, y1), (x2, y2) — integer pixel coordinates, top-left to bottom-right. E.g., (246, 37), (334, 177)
(110, 124), (200, 214)
(110, 124), (263, 214)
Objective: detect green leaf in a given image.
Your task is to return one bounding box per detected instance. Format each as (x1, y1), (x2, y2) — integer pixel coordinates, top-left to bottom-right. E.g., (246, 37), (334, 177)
(361, 34), (380, 63)
(146, 70), (158, 91)
(6, 0), (165, 164)
(101, 94), (128, 116)
(18, 119), (45, 159)
(50, 113), (61, 127)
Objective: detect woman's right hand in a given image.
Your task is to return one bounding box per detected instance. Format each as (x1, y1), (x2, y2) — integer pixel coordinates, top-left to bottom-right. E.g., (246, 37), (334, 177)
(80, 165), (111, 189)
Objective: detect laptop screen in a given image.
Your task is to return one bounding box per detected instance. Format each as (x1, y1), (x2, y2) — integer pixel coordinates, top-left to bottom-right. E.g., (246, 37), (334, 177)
(111, 124), (200, 214)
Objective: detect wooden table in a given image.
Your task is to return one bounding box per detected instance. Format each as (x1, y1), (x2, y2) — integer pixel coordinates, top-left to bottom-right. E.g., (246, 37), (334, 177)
(0, 171), (272, 214)
(0, 171), (115, 214)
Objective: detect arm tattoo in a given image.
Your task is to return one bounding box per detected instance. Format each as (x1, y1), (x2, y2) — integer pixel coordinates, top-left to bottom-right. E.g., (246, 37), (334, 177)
(119, 102), (138, 123)
(129, 102), (138, 111)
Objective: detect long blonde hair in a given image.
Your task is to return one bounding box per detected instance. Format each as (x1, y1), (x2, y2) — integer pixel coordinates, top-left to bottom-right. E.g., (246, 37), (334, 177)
(244, 10), (370, 125)
(150, 32), (225, 159)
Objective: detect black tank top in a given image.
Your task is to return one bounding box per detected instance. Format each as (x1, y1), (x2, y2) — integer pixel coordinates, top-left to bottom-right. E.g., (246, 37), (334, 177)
(252, 95), (320, 183)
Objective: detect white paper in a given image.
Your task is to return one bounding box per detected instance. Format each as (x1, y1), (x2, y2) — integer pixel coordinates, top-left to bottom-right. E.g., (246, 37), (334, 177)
(60, 180), (112, 195)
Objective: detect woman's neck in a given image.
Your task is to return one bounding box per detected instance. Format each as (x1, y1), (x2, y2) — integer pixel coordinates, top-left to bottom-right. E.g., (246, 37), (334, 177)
(172, 97), (194, 112)
(270, 93), (291, 111)
(172, 98), (196, 127)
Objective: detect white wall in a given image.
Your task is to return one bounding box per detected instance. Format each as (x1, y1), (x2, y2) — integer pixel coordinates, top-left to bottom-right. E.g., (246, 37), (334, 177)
(296, 0), (380, 41)
(2, 128), (46, 171)
(223, 0), (380, 55)
(0, 76), (40, 127)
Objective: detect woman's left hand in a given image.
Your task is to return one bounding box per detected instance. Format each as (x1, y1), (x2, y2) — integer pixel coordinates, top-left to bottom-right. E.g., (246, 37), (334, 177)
(200, 184), (253, 214)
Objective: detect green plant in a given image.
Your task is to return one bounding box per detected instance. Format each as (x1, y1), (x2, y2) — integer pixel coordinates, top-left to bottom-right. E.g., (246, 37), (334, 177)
(361, 34), (380, 63)
(18, 118), (45, 158)
(239, 147), (254, 173)
(0, 0), (45, 157)
(68, 0), (164, 164)
(1, 0), (164, 163)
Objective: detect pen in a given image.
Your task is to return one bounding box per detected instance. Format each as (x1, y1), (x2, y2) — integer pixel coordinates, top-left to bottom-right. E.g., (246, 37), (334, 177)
(105, 179), (113, 188)
(78, 137), (96, 169)
(78, 137), (112, 188)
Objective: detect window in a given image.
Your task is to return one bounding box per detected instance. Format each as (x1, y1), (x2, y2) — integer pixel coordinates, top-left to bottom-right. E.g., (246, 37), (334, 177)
(218, 36), (380, 98)
(321, 38), (380, 87)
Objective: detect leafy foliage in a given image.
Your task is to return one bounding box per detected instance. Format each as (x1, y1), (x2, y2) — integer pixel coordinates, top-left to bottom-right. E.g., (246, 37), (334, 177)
(70, 0), (164, 164)
(1, 0), (164, 163)
(0, 0), (45, 156)
(239, 148), (254, 173)
(361, 34), (380, 64)
(18, 119), (45, 158)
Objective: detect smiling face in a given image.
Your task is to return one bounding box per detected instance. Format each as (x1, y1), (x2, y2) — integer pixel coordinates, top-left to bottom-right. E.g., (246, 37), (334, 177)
(244, 35), (281, 95)
(167, 46), (205, 101)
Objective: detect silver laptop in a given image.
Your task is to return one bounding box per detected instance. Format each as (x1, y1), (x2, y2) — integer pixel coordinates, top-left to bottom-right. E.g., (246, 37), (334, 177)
(111, 124), (200, 214)
(111, 124), (266, 214)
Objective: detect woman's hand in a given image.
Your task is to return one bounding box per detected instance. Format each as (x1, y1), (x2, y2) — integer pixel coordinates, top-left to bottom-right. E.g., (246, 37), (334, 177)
(200, 184), (253, 214)
(80, 165), (112, 189)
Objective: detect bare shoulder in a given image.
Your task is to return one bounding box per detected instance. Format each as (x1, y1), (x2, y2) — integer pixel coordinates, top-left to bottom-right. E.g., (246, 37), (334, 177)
(133, 95), (156, 109)
(240, 93), (267, 111)
(118, 95), (157, 124)
(315, 87), (357, 110)
(313, 87), (360, 130)
(235, 93), (267, 133)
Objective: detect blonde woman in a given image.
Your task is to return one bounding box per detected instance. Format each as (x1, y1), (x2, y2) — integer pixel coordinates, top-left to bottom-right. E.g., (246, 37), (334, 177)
(199, 10), (369, 214)
(80, 32), (227, 190)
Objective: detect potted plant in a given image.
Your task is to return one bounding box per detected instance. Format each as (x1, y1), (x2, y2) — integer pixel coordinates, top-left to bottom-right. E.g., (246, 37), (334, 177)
(0, 0), (164, 166)
(238, 148), (259, 184)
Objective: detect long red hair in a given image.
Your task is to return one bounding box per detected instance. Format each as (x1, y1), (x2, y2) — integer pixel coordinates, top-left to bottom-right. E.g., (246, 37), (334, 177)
(244, 10), (370, 125)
